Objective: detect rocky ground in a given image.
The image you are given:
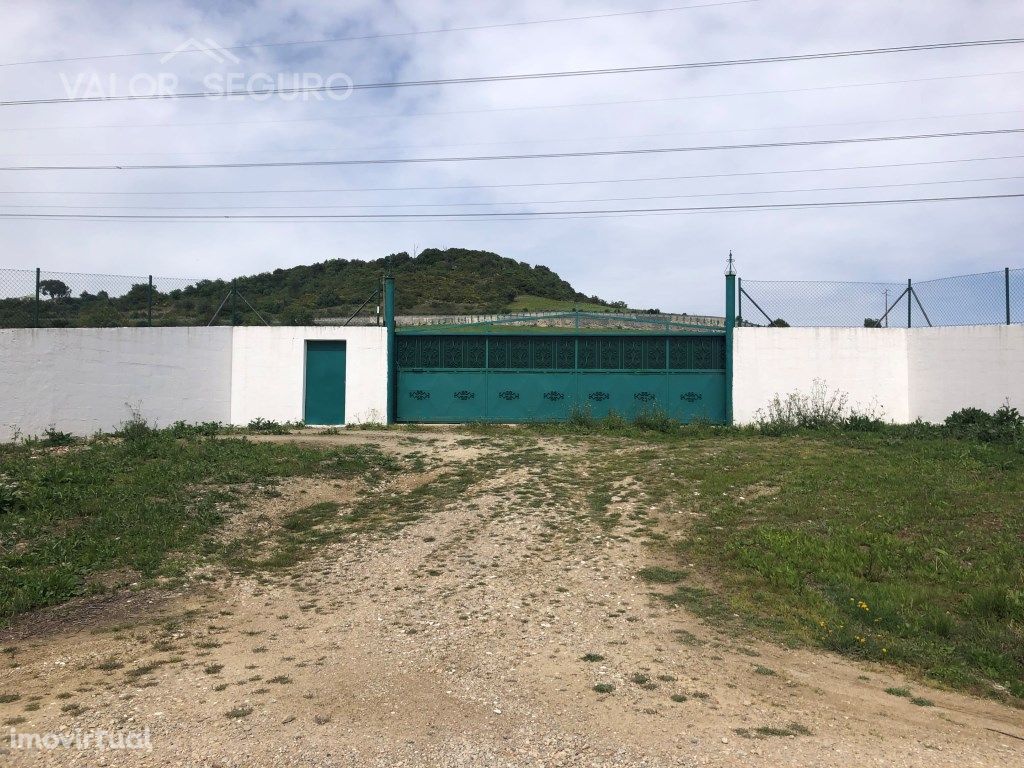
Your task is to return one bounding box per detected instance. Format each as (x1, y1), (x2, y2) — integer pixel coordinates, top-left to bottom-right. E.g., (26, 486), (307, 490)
(1, 429), (1020, 767)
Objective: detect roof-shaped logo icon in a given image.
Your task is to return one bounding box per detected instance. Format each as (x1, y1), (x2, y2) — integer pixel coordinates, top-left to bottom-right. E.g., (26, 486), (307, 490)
(160, 38), (241, 65)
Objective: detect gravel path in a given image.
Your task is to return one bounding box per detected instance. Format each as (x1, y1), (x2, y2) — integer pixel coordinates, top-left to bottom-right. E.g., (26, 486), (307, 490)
(1, 430), (1020, 766)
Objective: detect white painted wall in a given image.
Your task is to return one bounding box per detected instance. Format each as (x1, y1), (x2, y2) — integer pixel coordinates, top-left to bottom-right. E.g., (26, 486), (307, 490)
(0, 327), (232, 440)
(907, 325), (1024, 423)
(230, 326), (388, 426)
(734, 325), (1024, 424)
(733, 327), (910, 424)
(3, 323), (1018, 437)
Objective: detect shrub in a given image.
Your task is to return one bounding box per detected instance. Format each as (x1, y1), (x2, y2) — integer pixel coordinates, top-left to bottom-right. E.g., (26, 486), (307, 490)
(565, 405), (597, 432)
(116, 410), (157, 444)
(755, 380), (850, 433)
(168, 421), (222, 439)
(944, 407), (991, 429)
(632, 407), (677, 433)
(944, 403), (1023, 444)
(41, 427), (75, 447)
(246, 418), (290, 434)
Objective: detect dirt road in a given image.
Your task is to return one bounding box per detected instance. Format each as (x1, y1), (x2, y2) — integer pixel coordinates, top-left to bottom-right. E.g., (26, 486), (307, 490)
(1, 430), (1020, 766)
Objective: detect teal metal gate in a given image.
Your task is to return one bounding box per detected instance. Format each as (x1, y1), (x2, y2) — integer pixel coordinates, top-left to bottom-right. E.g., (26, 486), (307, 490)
(395, 328), (726, 424)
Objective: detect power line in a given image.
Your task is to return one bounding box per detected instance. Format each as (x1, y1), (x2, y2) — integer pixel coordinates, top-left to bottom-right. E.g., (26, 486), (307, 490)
(4, 128), (1022, 171)
(5, 153), (1022, 195)
(3, 68), (1020, 133)
(6, 109), (1024, 159)
(5, 175), (1022, 211)
(4, 38), (1023, 106)
(0, 1), (758, 67)
(0, 193), (1020, 220)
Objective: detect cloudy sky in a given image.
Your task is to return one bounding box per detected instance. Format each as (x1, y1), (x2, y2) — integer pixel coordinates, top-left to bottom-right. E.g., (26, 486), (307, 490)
(0, 0), (1021, 314)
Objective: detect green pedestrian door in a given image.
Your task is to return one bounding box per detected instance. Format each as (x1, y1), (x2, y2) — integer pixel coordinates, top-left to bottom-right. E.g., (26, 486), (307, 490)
(304, 341), (346, 425)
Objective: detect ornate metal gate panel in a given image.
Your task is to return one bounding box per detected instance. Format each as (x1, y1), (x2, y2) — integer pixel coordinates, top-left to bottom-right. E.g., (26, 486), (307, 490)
(395, 332), (725, 424)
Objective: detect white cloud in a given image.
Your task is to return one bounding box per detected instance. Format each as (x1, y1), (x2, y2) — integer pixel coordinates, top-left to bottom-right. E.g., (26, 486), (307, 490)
(0, 0), (1022, 314)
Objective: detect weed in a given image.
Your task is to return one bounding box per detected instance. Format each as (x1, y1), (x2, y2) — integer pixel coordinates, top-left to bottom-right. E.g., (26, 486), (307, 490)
(593, 683), (614, 694)
(204, 664), (224, 675)
(670, 693), (688, 702)
(753, 665), (776, 676)
(885, 687), (912, 698)
(225, 706), (253, 719)
(246, 418), (290, 435)
(735, 723), (811, 739)
(0, 693), (20, 703)
(581, 653), (605, 662)
(638, 566), (685, 584)
(124, 661), (166, 680)
(41, 427), (75, 447)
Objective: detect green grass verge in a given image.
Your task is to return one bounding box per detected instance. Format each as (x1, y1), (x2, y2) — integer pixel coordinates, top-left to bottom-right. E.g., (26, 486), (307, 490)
(573, 429), (1022, 703)
(0, 430), (396, 619)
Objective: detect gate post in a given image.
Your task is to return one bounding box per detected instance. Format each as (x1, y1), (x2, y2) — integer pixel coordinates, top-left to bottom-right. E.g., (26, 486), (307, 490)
(725, 256), (736, 426)
(147, 275), (153, 327)
(383, 275), (396, 425)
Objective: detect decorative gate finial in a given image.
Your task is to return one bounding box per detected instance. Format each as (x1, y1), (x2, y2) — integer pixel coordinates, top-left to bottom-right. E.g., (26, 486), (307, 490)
(726, 251), (736, 276)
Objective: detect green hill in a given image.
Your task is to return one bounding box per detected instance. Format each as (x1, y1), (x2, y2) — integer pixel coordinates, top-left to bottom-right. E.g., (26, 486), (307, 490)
(1, 248), (647, 327)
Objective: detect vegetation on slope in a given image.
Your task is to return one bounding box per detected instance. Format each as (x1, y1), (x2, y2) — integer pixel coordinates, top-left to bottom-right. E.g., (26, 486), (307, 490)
(0, 248), (638, 328)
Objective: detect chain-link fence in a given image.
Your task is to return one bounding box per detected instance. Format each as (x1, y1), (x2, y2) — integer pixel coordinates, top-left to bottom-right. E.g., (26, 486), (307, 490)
(739, 268), (1023, 328)
(0, 267), (260, 328)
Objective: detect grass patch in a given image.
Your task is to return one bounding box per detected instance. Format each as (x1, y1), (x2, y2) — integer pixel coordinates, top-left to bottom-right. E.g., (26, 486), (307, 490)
(735, 723), (812, 739)
(0, 426), (398, 619)
(637, 566), (686, 584)
(593, 683), (614, 694)
(645, 431), (1024, 703)
(225, 705), (253, 719)
(581, 653), (605, 662)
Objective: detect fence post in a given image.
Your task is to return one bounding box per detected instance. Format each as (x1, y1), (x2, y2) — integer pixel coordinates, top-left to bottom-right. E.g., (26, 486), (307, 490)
(724, 260), (736, 426)
(738, 276), (743, 325)
(1006, 267), (1012, 325)
(231, 279), (237, 326)
(907, 278), (912, 328)
(383, 274), (396, 425)
(33, 267), (40, 328)
(147, 275), (153, 327)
